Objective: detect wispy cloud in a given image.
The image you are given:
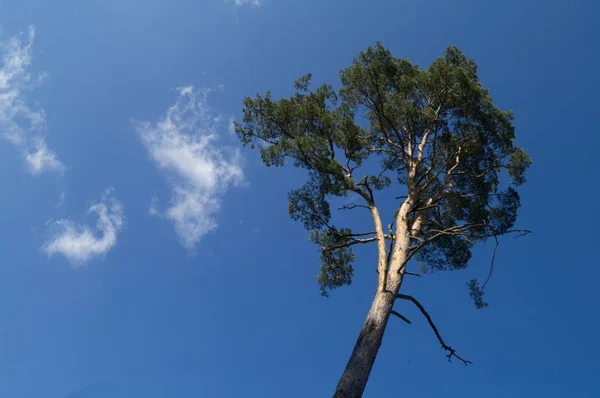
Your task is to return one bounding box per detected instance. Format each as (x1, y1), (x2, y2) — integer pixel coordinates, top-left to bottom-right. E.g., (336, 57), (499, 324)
(43, 188), (124, 265)
(228, 0), (261, 7)
(56, 191), (66, 208)
(134, 87), (245, 249)
(148, 194), (159, 216)
(0, 26), (64, 175)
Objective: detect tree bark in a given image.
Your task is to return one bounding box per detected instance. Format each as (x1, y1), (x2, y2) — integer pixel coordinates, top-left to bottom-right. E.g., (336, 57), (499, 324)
(333, 287), (400, 397)
(334, 197), (414, 397)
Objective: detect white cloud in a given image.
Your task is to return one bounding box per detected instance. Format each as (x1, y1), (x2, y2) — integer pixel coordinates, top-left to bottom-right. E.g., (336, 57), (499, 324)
(0, 25), (64, 175)
(43, 188), (124, 265)
(26, 143), (63, 175)
(135, 87), (245, 249)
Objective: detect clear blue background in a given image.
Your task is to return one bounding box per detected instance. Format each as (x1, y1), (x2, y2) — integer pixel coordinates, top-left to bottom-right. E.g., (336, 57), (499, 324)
(1, 0), (598, 396)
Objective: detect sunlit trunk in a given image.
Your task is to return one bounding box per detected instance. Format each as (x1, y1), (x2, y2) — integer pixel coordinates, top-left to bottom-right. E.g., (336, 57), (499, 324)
(334, 196), (413, 397)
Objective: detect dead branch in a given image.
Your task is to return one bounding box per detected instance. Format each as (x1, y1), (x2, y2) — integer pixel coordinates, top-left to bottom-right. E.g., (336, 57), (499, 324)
(344, 231), (378, 238)
(391, 310), (411, 324)
(396, 293), (472, 366)
(338, 203), (371, 211)
(408, 203), (441, 214)
(322, 236), (381, 252)
(481, 235), (499, 292)
(405, 222), (531, 265)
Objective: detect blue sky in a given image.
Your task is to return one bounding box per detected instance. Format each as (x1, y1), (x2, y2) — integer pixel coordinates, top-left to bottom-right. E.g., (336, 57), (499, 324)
(0, 0), (598, 397)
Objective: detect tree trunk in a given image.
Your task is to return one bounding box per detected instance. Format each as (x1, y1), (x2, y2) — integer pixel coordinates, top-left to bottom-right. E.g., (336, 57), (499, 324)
(333, 290), (397, 397)
(334, 196), (413, 397)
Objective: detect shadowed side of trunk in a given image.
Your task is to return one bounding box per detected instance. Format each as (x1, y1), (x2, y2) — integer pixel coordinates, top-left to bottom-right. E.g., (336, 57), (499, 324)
(333, 291), (396, 397)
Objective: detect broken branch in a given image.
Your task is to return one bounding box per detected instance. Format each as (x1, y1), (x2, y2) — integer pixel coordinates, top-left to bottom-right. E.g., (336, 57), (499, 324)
(391, 310), (411, 324)
(396, 293), (472, 366)
(338, 203), (371, 211)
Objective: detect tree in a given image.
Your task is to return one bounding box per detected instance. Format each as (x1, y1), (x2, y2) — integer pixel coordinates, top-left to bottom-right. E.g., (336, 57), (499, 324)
(235, 43), (531, 397)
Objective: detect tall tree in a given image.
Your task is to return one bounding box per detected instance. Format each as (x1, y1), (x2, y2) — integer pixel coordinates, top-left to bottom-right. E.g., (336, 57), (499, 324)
(235, 44), (531, 397)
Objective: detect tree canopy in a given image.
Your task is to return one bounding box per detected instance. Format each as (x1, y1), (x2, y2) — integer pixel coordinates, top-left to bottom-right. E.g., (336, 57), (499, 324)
(235, 43), (530, 304)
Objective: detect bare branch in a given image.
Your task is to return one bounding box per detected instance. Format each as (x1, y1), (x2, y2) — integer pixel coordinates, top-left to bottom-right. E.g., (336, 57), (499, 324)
(359, 179), (376, 203)
(418, 135), (469, 195)
(322, 236), (380, 252)
(345, 231), (379, 238)
(416, 104), (443, 164)
(408, 203), (440, 214)
(476, 230), (530, 298)
(481, 235), (499, 291)
(390, 310), (411, 324)
(511, 230), (532, 240)
(365, 145), (401, 155)
(405, 272), (421, 277)
(442, 144), (462, 191)
(417, 126), (441, 186)
(358, 72), (410, 164)
(338, 203), (371, 211)
(358, 89), (406, 154)
(383, 223), (395, 292)
(406, 221), (531, 266)
(396, 294), (472, 365)
(350, 186), (373, 205)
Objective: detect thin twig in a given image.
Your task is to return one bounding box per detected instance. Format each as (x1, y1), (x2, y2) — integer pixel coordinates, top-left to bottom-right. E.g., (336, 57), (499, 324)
(396, 293), (472, 365)
(479, 230), (531, 294)
(481, 235), (499, 291)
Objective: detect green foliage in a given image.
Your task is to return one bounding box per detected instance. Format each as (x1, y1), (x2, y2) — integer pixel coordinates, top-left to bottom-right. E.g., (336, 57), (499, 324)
(508, 148), (532, 185)
(311, 229), (356, 296)
(467, 279), (489, 309)
(287, 176), (333, 231)
(235, 43), (530, 300)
